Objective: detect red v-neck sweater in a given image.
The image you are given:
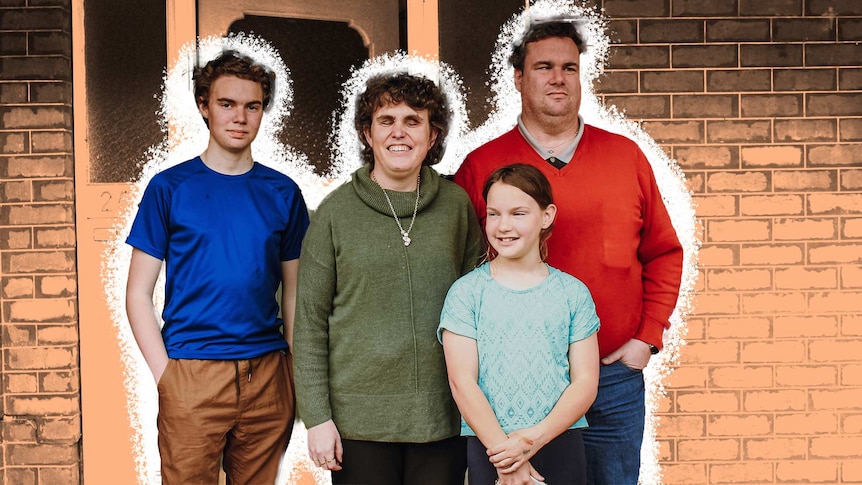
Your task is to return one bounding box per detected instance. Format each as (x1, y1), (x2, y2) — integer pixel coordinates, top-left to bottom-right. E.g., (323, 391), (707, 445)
(455, 125), (683, 358)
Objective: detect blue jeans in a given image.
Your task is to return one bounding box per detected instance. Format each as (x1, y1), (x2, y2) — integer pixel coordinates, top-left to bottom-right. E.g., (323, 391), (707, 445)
(582, 360), (645, 485)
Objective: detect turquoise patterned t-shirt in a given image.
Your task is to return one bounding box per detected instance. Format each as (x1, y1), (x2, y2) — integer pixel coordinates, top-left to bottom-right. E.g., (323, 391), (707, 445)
(438, 262), (600, 436)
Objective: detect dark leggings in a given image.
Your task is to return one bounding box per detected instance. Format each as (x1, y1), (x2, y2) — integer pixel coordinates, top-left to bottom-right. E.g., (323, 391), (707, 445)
(467, 429), (587, 485)
(331, 436), (467, 485)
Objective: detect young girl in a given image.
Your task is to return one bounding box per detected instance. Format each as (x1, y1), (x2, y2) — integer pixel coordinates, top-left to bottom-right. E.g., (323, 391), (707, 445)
(438, 164), (600, 485)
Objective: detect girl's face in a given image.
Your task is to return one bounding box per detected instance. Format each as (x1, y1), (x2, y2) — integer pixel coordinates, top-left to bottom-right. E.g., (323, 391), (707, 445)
(485, 181), (556, 262)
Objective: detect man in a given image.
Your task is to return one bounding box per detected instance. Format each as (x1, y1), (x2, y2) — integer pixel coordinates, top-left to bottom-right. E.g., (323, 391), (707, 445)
(125, 51), (309, 484)
(455, 20), (683, 484)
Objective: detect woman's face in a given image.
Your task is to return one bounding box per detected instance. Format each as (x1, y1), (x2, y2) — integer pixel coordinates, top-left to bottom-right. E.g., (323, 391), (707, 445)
(364, 101), (437, 185)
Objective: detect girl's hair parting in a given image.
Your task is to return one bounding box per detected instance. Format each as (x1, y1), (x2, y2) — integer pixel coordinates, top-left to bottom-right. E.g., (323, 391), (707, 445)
(481, 163), (555, 261)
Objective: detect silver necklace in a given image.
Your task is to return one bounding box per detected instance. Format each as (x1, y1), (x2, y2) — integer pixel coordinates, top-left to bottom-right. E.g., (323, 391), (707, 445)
(372, 172), (421, 247)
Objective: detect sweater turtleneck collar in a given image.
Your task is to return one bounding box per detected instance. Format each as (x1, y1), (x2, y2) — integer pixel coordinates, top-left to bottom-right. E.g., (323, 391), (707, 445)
(352, 164), (441, 218)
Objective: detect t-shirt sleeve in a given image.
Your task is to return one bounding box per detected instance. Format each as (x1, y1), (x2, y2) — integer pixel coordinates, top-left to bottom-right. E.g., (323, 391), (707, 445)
(125, 177), (170, 260)
(280, 186), (310, 261)
(569, 278), (601, 344)
(437, 276), (478, 343)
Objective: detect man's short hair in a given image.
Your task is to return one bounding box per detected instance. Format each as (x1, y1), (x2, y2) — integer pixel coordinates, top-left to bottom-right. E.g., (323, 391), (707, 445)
(509, 20), (587, 70)
(193, 50), (275, 111)
(354, 73), (450, 166)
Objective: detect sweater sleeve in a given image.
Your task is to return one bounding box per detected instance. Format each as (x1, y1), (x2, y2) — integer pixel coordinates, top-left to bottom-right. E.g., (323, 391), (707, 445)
(293, 206), (338, 428)
(634, 151), (684, 350)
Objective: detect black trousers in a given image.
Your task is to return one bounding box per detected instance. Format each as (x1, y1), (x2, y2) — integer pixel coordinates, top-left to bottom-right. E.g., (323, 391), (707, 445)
(331, 435), (467, 485)
(466, 429), (587, 485)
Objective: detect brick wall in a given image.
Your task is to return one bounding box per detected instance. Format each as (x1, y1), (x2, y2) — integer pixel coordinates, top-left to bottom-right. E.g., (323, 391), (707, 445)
(595, 0), (862, 483)
(0, 0), (81, 484)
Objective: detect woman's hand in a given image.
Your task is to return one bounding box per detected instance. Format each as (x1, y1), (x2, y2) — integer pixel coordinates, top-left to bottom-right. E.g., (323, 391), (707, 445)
(488, 428), (541, 473)
(307, 419), (343, 471)
(495, 461), (544, 485)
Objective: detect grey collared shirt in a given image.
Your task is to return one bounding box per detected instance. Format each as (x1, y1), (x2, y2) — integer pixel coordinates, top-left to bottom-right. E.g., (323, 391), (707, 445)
(517, 115), (585, 165)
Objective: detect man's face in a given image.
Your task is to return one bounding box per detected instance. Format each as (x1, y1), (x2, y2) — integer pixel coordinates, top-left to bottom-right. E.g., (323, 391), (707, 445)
(514, 36), (582, 123)
(198, 75), (265, 154)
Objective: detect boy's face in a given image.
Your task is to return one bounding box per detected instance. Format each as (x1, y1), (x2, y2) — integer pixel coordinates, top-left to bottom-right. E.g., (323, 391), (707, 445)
(198, 75), (265, 154)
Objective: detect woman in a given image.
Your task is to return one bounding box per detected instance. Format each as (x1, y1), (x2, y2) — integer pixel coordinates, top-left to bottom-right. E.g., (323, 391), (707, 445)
(294, 72), (483, 485)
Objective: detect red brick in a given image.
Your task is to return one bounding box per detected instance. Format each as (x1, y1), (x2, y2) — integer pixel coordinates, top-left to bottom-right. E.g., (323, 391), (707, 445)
(679, 341), (739, 365)
(661, 464), (707, 484)
(6, 396), (78, 416)
(810, 388), (862, 410)
(605, 95), (669, 118)
(774, 218), (836, 240)
(810, 339), (862, 362)
(641, 70), (704, 92)
(2, 324), (36, 346)
(0, 132), (28, 155)
(6, 443), (78, 466)
(657, 415), (705, 437)
(41, 370), (77, 393)
(709, 414), (772, 436)
(845, 460), (862, 482)
(708, 317), (771, 339)
(844, 315), (862, 336)
(806, 44), (862, 67)
(1, 228), (32, 250)
(39, 416), (80, 441)
(774, 413), (838, 435)
(4, 251), (75, 273)
(608, 45), (670, 69)
(686, 318), (706, 340)
(34, 227), (75, 248)
(0, 7), (68, 30)
(603, 0), (670, 17)
(677, 391), (740, 412)
(2, 417), (38, 442)
(3, 277), (34, 298)
(742, 293), (807, 315)
(2, 180), (31, 202)
(740, 244), (804, 265)
(774, 169), (837, 191)
(809, 244), (862, 264)
(31, 131), (72, 152)
(700, 244), (738, 266)
(707, 120), (772, 143)
(0, 56), (71, 82)
(742, 389), (806, 411)
(707, 69), (772, 93)
(665, 366), (708, 388)
(672, 45), (738, 68)
(37, 325), (77, 345)
(776, 461), (838, 483)
(4, 373), (38, 393)
(709, 219), (770, 242)
(810, 94), (862, 117)
(29, 31), (72, 56)
(842, 118), (862, 141)
(707, 19), (771, 41)
(776, 365), (837, 387)
(693, 195), (736, 217)
(31, 81), (72, 104)
(7, 346), (75, 370)
(809, 291), (862, 312)
(594, 71), (637, 94)
(707, 268), (771, 291)
(3, 204), (73, 225)
(710, 366), (773, 388)
(678, 439), (741, 463)
(745, 437), (808, 460)
(642, 120), (704, 143)
(741, 145), (803, 168)
(40, 466), (80, 485)
(686, 171), (705, 192)
(740, 0), (803, 16)
(840, 68), (862, 89)
(674, 94), (738, 118)
(741, 44), (803, 67)
(775, 268), (838, 290)
(811, 437), (862, 458)
(774, 68), (837, 91)
(776, 119), (837, 142)
(3, 156), (71, 178)
(0, 106), (69, 129)
(842, 18), (862, 41)
(844, 218), (862, 238)
(0, 82), (27, 102)
(843, 414), (862, 433)
(33, 180), (73, 202)
(842, 364), (862, 385)
(808, 144), (861, 167)
(38, 275), (76, 297)
(4, 469), (37, 485)
(742, 94), (803, 117)
(774, 315), (838, 337)
(774, 18), (836, 41)
(709, 462), (773, 483)
(842, 169), (862, 190)
(606, 19), (637, 44)
(741, 341), (805, 363)
(740, 195), (804, 216)
(691, 292), (739, 315)
(7, 299), (75, 322)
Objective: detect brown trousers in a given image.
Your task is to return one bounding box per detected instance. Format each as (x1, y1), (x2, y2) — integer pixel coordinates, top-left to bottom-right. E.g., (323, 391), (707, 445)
(157, 350), (295, 484)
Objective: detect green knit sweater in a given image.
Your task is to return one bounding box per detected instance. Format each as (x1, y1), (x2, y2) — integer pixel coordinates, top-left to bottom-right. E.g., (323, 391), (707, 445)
(294, 164), (483, 443)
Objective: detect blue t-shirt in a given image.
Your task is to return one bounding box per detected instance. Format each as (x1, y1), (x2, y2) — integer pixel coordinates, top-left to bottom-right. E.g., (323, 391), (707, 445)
(126, 157), (309, 359)
(438, 263), (600, 435)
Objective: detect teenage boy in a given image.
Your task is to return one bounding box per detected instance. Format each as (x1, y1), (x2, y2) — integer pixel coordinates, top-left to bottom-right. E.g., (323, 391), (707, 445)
(126, 50), (309, 484)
